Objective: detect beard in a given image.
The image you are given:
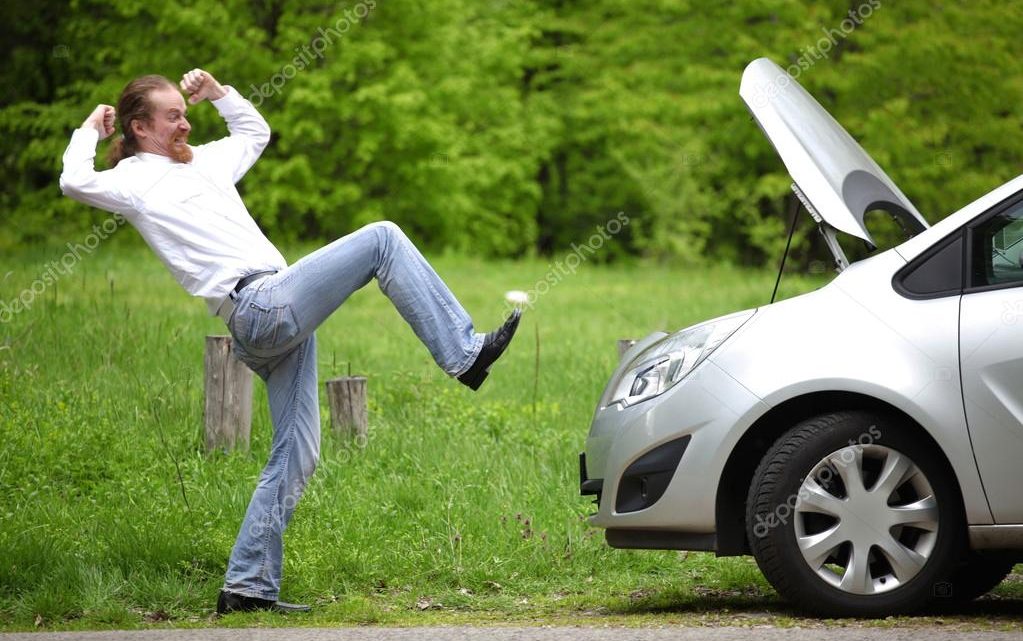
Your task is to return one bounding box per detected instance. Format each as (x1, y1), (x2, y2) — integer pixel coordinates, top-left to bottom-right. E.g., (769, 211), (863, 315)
(169, 134), (193, 163)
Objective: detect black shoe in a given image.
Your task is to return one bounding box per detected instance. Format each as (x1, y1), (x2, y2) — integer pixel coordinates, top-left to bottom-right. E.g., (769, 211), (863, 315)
(216, 589), (311, 614)
(458, 308), (522, 391)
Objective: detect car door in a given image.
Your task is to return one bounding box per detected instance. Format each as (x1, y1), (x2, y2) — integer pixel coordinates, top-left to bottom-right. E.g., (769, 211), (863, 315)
(960, 192), (1023, 523)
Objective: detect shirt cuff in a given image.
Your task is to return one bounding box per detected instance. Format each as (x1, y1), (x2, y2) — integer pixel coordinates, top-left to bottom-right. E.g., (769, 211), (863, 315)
(71, 126), (100, 145)
(211, 86), (249, 116)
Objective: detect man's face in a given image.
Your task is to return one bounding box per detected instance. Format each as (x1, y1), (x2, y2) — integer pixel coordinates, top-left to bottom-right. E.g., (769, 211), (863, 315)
(133, 86), (193, 163)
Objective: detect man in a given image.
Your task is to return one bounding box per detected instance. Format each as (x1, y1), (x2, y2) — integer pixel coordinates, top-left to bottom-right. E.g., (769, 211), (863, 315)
(60, 68), (521, 614)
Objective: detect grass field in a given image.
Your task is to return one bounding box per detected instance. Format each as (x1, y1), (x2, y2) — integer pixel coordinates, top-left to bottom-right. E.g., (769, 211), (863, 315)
(1, 235), (1021, 631)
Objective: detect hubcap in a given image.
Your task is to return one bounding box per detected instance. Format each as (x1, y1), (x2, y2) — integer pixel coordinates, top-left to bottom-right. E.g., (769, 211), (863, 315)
(793, 444), (939, 595)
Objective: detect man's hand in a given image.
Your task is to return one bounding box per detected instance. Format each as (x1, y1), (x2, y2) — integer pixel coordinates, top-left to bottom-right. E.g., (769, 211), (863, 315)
(82, 104), (116, 140)
(180, 68), (228, 104)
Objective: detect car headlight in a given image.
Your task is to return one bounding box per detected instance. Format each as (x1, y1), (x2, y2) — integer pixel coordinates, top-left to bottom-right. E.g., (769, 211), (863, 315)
(606, 309), (756, 408)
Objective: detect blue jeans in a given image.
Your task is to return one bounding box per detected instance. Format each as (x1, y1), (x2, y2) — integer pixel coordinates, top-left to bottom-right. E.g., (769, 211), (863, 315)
(221, 221), (484, 599)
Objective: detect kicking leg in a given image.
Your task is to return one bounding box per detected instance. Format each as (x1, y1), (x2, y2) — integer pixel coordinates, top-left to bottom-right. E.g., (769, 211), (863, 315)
(258, 221), (484, 376)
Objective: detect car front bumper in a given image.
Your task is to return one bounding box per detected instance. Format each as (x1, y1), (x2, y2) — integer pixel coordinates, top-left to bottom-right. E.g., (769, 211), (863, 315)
(581, 358), (768, 544)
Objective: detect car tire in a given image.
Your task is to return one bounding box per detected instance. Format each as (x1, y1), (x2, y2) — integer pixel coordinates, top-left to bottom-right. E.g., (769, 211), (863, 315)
(934, 553), (1017, 606)
(745, 410), (965, 617)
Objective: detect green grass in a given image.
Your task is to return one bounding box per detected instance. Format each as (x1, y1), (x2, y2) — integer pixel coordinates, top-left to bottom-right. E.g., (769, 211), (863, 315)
(1, 236), (1021, 631)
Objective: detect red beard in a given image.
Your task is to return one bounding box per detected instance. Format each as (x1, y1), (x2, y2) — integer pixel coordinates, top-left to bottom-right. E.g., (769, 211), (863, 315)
(169, 136), (193, 163)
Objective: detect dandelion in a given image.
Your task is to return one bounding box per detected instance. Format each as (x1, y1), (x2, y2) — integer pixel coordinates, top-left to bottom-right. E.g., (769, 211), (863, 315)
(504, 290), (528, 307)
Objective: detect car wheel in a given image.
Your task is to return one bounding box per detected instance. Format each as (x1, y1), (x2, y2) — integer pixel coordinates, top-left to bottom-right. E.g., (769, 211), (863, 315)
(746, 410), (964, 617)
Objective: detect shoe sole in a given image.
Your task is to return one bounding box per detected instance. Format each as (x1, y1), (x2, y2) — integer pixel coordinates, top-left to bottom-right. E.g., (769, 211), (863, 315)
(461, 309), (521, 390)
(461, 367), (490, 391)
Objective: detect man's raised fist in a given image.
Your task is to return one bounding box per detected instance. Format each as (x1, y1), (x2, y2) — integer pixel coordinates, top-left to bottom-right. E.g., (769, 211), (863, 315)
(83, 104), (116, 140)
(180, 68), (227, 104)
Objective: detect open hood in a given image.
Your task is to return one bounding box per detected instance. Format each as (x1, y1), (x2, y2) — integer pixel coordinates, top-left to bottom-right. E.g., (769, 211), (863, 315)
(740, 58), (928, 266)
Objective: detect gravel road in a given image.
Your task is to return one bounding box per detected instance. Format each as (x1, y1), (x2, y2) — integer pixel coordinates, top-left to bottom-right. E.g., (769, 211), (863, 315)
(2, 627), (1021, 641)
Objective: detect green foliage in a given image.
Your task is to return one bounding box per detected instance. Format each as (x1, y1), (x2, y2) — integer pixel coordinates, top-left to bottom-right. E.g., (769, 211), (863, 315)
(1, 0), (1022, 262)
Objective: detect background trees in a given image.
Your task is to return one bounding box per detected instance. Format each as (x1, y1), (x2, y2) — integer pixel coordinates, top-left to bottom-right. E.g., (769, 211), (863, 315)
(2, 0), (1021, 265)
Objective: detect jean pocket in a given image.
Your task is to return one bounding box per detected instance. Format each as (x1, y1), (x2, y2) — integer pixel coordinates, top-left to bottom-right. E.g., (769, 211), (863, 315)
(233, 300), (301, 352)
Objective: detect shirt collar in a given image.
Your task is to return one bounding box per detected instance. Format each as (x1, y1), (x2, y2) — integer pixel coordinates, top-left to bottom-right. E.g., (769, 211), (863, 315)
(134, 151), (179, 164)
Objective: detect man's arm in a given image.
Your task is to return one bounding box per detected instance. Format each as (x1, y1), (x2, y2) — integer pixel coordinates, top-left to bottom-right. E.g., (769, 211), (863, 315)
(59, 104), (134, 213)
(183, 68), (271, 184)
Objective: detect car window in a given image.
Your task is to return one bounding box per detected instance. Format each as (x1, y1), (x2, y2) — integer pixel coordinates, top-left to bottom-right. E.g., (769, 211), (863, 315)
(971, 200), (1023, 287)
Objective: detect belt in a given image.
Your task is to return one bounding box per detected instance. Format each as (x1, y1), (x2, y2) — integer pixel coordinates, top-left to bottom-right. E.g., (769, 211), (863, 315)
(235, 270), (277, 293)
(217, 270), (278, 323)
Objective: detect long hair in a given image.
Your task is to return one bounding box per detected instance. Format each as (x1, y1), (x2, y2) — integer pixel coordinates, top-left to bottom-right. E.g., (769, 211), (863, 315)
(106, 74), (176, 168)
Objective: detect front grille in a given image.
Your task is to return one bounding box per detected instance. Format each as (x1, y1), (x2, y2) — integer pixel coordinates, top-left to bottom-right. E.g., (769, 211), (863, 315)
(579, 452), (603, 507)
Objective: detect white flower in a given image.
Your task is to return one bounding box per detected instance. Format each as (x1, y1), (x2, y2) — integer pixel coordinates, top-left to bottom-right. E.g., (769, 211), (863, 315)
(504, 290), (529, 305)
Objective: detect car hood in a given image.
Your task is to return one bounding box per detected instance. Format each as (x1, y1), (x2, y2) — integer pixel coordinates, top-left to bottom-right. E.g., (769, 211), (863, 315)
(739, 58), (929, 247)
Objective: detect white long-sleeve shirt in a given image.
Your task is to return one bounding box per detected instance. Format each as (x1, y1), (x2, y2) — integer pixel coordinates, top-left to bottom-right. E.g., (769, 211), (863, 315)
(59, 86), (288, 317)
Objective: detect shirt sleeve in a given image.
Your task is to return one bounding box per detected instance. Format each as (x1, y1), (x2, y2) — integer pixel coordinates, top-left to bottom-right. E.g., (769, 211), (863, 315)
(59, 127), (134, 213)
(196, 85), (271, 184)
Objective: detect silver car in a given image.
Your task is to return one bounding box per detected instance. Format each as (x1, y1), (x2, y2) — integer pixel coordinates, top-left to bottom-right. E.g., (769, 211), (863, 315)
(580, 57), (1023, 617)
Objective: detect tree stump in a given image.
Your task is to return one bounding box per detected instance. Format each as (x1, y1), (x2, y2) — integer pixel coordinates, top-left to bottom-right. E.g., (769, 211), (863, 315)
(617, 338), (637, 360)
(326, 376), (368, 441)
(204, 335), (253, 453)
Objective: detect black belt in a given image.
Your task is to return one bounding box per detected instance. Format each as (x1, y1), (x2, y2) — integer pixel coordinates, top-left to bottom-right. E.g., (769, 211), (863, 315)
(234, 270), (278, 293)
(218, 270), (279, 324)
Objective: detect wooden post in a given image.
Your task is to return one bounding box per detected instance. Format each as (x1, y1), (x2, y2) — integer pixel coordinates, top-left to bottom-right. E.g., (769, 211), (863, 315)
(617, 338), (637, 360)
(325, 376), (368, 441)
(204, 336), (253, 453)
